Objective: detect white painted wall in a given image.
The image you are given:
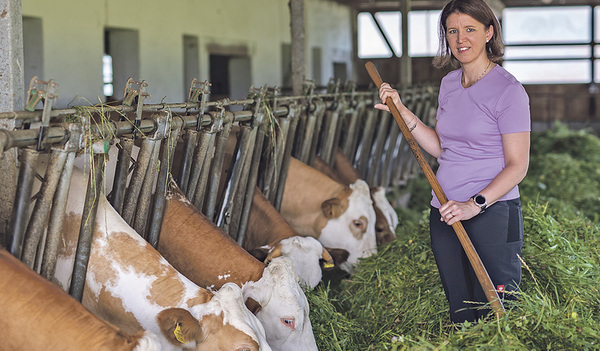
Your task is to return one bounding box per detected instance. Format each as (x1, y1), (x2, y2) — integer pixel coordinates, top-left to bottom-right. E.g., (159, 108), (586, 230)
(22, 0), (354, 108)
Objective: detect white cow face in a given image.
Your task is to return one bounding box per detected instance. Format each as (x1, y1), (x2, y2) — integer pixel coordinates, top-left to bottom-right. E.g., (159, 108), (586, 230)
(184, 283), (272, 351)
(271, 236), (326, 290)
(241, 257), (318, 351)
(318, 179), (377, 273)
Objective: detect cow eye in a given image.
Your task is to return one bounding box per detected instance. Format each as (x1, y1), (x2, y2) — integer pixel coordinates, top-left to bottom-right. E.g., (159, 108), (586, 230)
(353, 220), (365, 230)
(281, 317), (296, 330)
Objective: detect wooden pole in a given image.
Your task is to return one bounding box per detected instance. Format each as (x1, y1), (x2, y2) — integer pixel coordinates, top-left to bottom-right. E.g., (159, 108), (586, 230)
(365, 61), (505, 318)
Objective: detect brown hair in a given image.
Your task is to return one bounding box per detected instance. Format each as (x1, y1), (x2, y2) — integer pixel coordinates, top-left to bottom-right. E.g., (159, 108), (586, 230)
(432, 0), (504, 69)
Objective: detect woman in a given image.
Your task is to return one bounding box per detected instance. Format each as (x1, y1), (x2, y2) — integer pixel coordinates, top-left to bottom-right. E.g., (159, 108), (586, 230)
(375, 0), (530, 323)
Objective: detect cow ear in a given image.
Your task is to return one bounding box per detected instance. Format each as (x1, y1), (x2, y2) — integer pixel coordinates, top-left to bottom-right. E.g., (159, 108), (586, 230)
(321, 198), (344, 218)
(324, 247), (350, 265)
(245, 297), (263, 315)
(157, 308), (203, 346)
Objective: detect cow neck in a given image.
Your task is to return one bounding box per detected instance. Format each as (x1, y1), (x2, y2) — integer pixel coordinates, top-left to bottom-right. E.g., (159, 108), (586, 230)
(246, 186), (298, 250)
(159, 186), (264, 289)
(334, 149), (360, 184)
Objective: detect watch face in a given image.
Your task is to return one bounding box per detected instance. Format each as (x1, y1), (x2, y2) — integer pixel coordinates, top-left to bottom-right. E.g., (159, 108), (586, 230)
(475, 195), (486, 206)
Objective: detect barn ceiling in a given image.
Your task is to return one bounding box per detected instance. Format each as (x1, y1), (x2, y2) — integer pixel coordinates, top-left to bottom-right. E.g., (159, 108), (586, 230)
(332, 0), (600, 12)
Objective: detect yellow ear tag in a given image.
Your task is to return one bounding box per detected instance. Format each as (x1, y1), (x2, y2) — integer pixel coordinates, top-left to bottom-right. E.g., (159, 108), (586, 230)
(174, 322), (187, 344)
(323, 262), (335, 269)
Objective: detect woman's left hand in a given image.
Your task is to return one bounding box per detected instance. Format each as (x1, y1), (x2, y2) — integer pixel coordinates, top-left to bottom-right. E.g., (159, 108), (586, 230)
(439, 199), (481, 225)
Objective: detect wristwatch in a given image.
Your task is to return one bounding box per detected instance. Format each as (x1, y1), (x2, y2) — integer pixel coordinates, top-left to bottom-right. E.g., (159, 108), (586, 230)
(472, 194), (487, 214)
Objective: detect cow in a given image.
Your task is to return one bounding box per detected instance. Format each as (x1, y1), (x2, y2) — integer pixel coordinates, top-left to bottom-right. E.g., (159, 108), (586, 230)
(331, 148), (399, 234)
(311, 154), (396, 246)
(158, 182), (319, 351)
(245, 185), (349, 289)
(0, 248), (160, 351)
(54, 166), (272, 351)
(280, 157), (377, 273)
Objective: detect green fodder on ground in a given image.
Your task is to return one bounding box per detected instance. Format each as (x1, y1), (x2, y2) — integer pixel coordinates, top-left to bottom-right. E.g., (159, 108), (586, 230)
(307, 123), (600, 350)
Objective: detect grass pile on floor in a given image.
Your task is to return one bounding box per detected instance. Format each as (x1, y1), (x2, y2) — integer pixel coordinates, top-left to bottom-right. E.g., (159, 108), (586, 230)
(307, 124), (600, 350)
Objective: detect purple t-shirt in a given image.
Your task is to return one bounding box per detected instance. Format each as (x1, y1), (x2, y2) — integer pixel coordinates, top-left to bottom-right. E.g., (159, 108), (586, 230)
(431, 65), (531, 208)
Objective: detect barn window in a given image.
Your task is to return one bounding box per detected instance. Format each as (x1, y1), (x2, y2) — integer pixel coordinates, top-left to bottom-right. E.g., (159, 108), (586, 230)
(503, 6), (593, 84)
(357, 10), (443, 59)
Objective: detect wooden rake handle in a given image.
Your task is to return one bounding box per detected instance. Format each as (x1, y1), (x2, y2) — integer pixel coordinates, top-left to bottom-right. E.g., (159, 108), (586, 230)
(365, 61), (505, 317)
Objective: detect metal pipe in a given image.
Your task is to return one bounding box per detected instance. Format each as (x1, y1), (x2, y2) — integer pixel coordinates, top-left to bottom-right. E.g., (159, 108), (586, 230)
(7, 148), (40, 259)
(191, 133), (216, 211)
(235, 124), (266, 245)
(110, 137), (134, 214)
(367, 113), (392, 186)
(217, 125), (254, 233)
(41, 151), (76, 280)
(177, 129), (198, 194)
(121, 137), (155, 226)
(134, 138), (161, 237)
(21, 149), (69, 268)
(147, 126), (181, 248)
(307, 100), (327, 167)
(69, 153), (105, 302)
(188, 132), (214, 203)
(273, 104), (300, 211)
(204, 122), (232, 221)
(354, 108), (379, 180)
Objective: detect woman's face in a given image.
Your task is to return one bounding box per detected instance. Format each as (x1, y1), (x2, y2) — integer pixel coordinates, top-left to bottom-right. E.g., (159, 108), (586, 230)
(445, 12), (492, 65)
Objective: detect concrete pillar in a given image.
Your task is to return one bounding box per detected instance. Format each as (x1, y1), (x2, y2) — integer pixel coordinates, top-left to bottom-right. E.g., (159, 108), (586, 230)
(399, 0), (412, 86)
(0, 0), (24, 247)
(289, 0), (305, 96)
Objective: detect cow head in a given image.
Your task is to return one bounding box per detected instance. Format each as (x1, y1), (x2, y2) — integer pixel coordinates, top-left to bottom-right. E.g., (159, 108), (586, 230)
(250, 236), (332, 289)
(241, 257), (318, 351)
(157, 283), (270, 351)
(318, 179), (377, 272)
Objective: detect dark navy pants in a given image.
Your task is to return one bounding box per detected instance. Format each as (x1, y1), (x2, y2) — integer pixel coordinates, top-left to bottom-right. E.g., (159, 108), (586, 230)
(429, 198), (523, 323)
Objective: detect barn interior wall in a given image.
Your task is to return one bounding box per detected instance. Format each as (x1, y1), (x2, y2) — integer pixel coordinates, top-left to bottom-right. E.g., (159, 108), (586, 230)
(357, 58), (600, 132)
(21, 0), (353, 108)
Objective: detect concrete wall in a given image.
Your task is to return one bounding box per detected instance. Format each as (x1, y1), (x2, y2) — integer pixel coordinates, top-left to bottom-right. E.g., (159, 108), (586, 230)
(21, 0), (353, 108)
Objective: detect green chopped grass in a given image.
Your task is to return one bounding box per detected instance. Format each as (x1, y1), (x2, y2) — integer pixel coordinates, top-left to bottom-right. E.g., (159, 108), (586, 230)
(307, 124), (600, 350)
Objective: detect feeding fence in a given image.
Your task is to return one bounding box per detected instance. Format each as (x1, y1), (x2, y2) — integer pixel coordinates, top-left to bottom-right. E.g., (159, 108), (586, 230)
(0, 76), (438, 301)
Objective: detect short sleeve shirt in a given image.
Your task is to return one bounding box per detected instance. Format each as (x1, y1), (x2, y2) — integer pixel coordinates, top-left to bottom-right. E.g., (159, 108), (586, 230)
(431, 65), (531, 208)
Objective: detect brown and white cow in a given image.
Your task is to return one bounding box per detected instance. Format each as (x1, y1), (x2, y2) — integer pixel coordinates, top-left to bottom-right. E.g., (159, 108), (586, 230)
(54, 166), (272, 351)
(311, 154), (397, 246)
(331, 148), (399, 235)
(280, 157), (377, 273)
(0, 248), (160, 351)
(245, 186), (350, 289)
(159, 183), (318, 351)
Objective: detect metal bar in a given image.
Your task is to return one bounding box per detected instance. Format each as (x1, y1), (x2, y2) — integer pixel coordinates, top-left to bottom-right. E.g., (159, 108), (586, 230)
(192, 132), (216, 211)
(69, 152), (105, 302)
(177, 129), (198, 194)
(133, 138), (160, 237)
(7, 148), (39, 259)
(273, 104), (300, 211)
(147, 125), (181, 248)
(204, 121), (232, 221)
(366, 112), (392, 186)
(235, 123), (266, 246)
(188, 131), (213, 203)
(217, 124), (254, 233)
(41, 151), (76, 280)
(21, 149), (68, 268)
(109, 137), (134, 214)
(121, 137), (155, 226)
(354, 107), (378, 180)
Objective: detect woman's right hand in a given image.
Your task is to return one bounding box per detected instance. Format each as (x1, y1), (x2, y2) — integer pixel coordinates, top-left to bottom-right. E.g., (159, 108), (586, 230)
(375, 82), (406, 113)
